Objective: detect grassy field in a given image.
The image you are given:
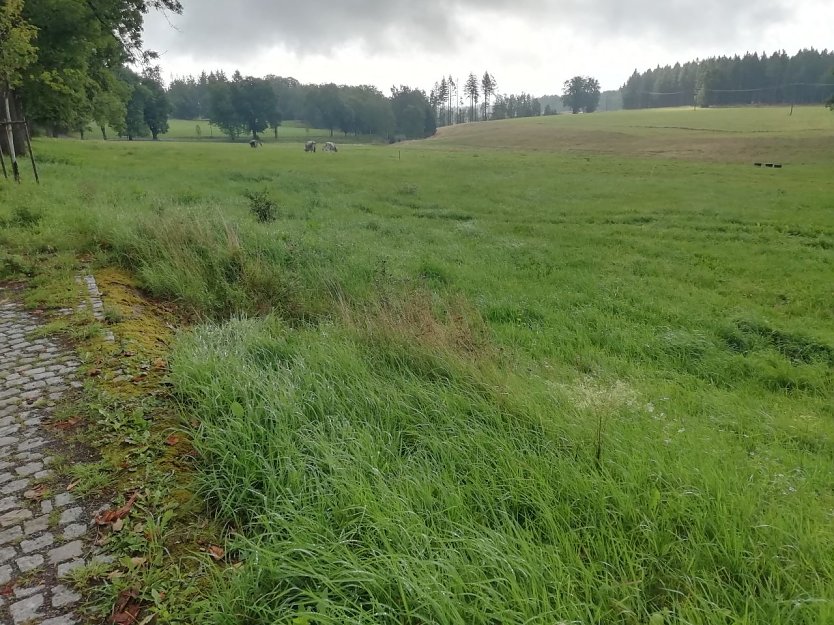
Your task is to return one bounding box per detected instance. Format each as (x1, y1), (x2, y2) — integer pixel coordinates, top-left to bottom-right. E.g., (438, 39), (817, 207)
(2, 106), (833, 624)
(428, 105), (834, 163)
(69, 118), (372, 144)
(161, 118), (377, 144)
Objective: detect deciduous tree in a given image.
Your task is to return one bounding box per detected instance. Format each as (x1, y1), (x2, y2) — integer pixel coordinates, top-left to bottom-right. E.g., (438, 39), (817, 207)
(305, 84), (347, 137)
(125, 84), (151, 140)
(12, 0), (181, 139)
(232, 73), (279, 140)
(92, 90), (127, 140)
(168, 76), (202, 119)
(391, 86), (436, 139)
(142, 68), (170, 140)
(562, 76), (601, 114)
(207, 73), (244, 140)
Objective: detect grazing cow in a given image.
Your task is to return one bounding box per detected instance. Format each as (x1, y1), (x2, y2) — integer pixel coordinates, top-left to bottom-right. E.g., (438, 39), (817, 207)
(249, 139), (263, 148)
(304, 141), (317, 152)
(323, 141), (338, 153)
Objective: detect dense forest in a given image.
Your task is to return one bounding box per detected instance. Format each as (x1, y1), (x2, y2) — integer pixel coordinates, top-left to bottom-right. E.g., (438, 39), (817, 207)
(622, 49), (834, 109)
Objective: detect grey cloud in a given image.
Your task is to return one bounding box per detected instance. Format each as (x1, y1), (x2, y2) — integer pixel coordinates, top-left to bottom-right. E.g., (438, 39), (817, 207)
(152, 0), (792, 60)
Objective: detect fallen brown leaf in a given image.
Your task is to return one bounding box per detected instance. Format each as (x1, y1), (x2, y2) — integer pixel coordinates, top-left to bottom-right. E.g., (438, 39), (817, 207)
(164, 434), (180, 446)
(24, 484), (47, 500)
(96, 492), (139, 526)
(54, 417), (81, 430)
(66, 480), (80, 492)
(207, 545), (225, 560)
(112, 598), (138, 617)
(110, 587), (142, 624)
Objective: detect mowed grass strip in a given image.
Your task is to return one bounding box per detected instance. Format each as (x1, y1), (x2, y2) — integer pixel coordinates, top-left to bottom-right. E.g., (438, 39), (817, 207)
(2, 106), (833, 623)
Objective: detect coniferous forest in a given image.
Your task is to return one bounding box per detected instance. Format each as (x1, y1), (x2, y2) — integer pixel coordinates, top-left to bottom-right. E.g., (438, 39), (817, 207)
(622, 49), (834, 109)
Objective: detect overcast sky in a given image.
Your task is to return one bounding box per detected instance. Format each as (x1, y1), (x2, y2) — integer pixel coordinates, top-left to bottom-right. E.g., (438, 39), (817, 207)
(142, 0), (834, 95)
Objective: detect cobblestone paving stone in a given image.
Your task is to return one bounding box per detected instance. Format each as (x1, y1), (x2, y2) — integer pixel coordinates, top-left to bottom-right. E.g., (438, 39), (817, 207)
(0, 292), (89, 625)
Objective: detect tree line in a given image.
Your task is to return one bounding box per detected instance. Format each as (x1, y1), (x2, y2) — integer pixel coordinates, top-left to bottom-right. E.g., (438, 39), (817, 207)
(428, 73), (557, 124)
(169, 72), (435, 141)
(169, 69), (605, 142)
(622, 49), (834, 109)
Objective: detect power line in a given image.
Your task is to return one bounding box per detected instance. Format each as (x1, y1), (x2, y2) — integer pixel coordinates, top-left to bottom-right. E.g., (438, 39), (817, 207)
(638, 82), (834, 96)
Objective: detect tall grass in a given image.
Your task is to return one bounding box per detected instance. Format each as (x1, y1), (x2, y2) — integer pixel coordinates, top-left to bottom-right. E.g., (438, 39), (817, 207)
(100, 209), (295, 317)
(171, 317), (834, 624)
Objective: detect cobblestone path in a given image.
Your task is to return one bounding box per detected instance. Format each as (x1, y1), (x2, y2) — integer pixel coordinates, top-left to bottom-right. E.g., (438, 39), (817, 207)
(0, 293), (90, 625)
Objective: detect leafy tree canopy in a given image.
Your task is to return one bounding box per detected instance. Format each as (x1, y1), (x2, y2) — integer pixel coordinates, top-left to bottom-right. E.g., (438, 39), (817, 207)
(0, 0), (38, 91)
(562, 76), (601, 114)
(15, 0), (181, 134)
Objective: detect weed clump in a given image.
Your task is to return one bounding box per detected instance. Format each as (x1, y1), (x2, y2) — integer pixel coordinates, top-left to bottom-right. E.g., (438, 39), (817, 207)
(244, 190), (278, 223)
(722, 318), (834, 365)
(0, 253), (30, 279)
(0, 205), (43, 229)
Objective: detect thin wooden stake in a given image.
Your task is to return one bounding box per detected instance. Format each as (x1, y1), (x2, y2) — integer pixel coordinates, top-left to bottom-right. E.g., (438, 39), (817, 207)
(0, 141), (8, 180)
(23, 120), (39, 184)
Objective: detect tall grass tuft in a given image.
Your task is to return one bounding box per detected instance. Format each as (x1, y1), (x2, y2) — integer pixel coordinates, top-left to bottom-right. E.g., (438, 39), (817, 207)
(97, 208), (324, 319)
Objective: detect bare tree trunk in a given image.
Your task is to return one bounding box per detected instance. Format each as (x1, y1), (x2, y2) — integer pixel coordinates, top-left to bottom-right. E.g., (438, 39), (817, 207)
(0, 90), (27, 159)
(3, 91), (20, 182)
(101, 126), (108, 140)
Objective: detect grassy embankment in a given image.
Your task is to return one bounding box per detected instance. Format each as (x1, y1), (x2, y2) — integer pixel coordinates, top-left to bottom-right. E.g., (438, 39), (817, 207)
(1, 106), (833, 624)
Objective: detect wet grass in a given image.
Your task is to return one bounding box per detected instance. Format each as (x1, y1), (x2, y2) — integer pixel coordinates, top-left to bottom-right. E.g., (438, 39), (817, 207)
(1, 106), (833, 624)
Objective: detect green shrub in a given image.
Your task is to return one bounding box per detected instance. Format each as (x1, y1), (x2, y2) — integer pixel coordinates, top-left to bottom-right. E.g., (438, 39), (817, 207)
(244, 190), (278, 223)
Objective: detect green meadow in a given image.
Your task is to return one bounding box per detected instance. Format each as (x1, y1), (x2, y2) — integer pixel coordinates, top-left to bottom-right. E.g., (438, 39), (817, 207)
(158, 118), (375, 143)
(1, 106), (833, 624)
